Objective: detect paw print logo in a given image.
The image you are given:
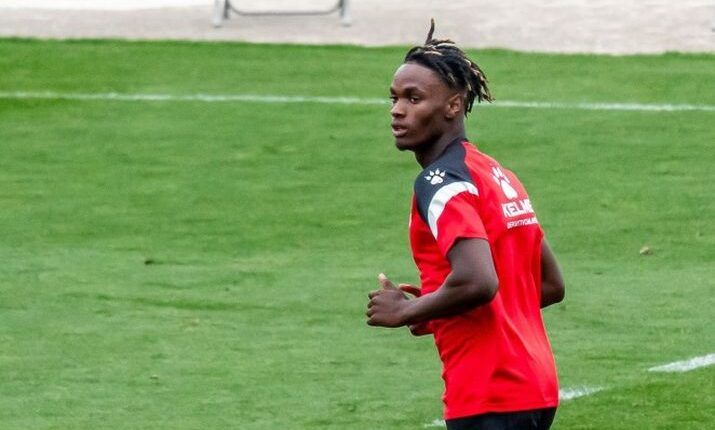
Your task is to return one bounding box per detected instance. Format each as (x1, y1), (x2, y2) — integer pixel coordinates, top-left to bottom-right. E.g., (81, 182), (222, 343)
(425, 169), (446, 185)
(492, 166), (519, 199)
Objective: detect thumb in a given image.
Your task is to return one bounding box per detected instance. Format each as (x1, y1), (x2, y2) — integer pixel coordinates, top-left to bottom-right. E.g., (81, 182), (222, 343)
(378, 273), (396, 290)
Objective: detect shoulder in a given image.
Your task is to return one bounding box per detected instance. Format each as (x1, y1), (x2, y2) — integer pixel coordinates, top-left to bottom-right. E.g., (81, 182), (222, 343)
(413, 142), (478, 221)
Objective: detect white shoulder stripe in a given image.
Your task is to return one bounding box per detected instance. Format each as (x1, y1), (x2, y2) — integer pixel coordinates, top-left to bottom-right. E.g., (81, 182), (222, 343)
(427, 181), (479, 238)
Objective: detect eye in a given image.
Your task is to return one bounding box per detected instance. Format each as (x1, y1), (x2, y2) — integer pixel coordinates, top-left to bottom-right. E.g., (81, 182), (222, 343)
(389, 96), (397, 104)
(409, 96), (420, 103)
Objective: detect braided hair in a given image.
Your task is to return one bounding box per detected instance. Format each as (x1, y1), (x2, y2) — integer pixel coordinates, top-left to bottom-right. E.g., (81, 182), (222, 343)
(404, 19), (493, 115)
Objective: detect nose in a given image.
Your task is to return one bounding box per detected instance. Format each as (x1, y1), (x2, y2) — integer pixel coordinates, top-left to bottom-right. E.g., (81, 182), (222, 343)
(391, 99), (405, 118)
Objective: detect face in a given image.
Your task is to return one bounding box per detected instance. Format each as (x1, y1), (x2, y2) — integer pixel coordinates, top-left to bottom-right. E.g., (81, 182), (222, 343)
(389, 62), (458, 151)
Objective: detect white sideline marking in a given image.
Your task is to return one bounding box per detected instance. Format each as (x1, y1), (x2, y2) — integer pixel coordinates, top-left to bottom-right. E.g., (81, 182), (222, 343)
(559, 385), (604, 400)
(494, 100), (715, 112)
(421, 354), (713, 427)
(1, 91), (715, 112)
(423, 386), (603, 427)
(648, 353), (715, 373)
(0, 91), (386, 105)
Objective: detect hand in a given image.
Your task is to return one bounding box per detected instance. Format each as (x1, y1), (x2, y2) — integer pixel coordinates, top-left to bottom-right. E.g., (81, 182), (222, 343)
(395, 283), (431, 335)
(407, 321), (431, 336)
(366, 273), (412, 328)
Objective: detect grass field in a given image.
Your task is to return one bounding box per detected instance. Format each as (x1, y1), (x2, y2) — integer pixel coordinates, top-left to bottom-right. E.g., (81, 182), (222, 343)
(0, 38), (713, 429)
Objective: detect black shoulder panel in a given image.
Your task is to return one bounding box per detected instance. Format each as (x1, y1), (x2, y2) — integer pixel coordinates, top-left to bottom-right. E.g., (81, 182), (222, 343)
(413, 141), (474, 223)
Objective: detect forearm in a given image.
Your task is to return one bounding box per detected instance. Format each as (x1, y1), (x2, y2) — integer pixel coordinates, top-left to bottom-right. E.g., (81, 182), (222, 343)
(401, 273), (497, 325)
(540, 239), (565, 308)
(366, 239), (499, 328)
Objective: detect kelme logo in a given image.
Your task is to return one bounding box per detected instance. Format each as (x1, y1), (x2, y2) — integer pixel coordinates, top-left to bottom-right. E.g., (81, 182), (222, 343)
(492, 166), (519, 199)
(425, 169), (446, 185)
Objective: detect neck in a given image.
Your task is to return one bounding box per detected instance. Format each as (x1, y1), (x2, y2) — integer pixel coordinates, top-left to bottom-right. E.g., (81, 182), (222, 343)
(414, 127), (466, 168)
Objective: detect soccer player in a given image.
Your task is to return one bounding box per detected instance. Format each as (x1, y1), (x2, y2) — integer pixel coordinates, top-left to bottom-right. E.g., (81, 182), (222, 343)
(366, 21), (565, 430)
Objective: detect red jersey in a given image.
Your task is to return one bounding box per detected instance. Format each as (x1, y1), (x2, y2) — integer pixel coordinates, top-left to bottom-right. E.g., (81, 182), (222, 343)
(409, 138), (559, 419)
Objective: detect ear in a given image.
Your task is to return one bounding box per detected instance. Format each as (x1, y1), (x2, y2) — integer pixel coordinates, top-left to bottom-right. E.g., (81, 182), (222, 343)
(444, 92), (464, 120)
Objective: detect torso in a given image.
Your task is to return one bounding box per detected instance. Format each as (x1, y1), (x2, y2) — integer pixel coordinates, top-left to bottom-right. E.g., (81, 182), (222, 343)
(409, 139), (559, 419)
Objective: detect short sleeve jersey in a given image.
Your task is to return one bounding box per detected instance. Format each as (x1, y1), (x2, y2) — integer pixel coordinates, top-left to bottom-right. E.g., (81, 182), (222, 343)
(409, 138), (559, 419)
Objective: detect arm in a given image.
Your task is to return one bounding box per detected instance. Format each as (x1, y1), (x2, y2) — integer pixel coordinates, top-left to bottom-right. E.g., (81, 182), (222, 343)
(366, 238), (498, 327)
(540, 238), (565, 308)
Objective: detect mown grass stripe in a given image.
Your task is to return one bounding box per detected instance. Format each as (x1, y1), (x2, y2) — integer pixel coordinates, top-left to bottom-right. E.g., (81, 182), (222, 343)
(1, 91), (715, 112)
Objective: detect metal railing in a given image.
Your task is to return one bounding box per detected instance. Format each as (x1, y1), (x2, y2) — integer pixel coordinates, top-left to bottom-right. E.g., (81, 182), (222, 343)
(213, 0), (351, 28)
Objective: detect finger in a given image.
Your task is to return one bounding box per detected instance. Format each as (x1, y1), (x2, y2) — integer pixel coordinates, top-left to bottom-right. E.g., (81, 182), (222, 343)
(408, 322), (430, 336)
(398, 283), (421, 297)
(368, 289), (382, 299)
(378, 273), (396, 290)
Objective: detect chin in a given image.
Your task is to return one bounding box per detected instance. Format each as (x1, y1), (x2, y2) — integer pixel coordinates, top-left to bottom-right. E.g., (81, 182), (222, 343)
(394, 137), (415, 151)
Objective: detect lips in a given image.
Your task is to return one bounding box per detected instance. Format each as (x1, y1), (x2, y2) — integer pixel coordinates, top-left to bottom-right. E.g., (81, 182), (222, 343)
(391, 123), (408, 138)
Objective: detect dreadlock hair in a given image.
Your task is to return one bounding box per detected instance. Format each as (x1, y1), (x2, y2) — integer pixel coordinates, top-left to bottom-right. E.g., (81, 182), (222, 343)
(404, 19), (493, 116)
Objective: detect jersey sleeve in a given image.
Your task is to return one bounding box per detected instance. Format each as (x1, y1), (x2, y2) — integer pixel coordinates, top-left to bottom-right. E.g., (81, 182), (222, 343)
(415, 169), (487, 257)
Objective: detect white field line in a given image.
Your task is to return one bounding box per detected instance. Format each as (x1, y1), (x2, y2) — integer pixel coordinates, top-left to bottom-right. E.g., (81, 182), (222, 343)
(559, 385), (605, 400)
(423, 385), (603, 427)
(424, 419), (446, 428)
(422, 353), (714, 428)
(648, 353), (715, 373)
(1, 91), (715, 112)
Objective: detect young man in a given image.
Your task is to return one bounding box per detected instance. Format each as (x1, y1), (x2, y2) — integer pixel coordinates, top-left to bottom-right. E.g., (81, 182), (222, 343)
(366, 22), (565, 430)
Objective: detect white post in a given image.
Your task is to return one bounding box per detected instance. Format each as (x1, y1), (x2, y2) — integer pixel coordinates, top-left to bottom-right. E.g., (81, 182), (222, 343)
(340, 0), (352, 26)
(212, 0), (224, 28)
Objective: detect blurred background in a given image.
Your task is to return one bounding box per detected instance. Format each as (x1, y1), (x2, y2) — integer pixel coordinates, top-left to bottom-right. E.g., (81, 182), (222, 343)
(1, 0), (713, 53)
(1, 2), (713, 430)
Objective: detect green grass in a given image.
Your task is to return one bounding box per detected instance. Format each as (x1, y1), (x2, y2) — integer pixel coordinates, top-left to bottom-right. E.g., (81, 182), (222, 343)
(0, 38), (713, 429)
